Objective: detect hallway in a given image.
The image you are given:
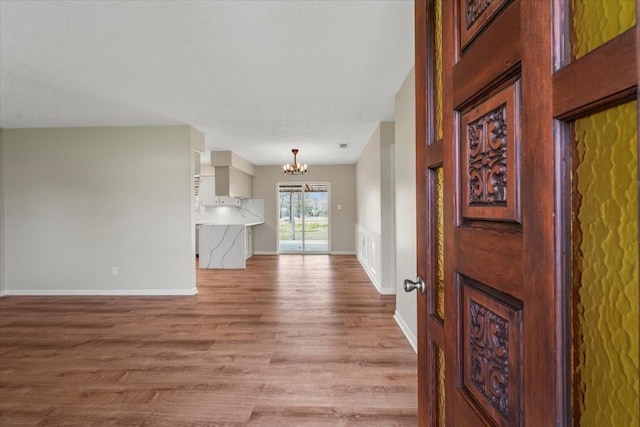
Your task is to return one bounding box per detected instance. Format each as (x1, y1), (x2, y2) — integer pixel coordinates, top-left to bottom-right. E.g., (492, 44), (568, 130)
(0, 255), (417, 426)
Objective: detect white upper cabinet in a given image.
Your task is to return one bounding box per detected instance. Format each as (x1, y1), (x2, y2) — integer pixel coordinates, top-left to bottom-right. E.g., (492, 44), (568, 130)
(199, 176), (219, 205)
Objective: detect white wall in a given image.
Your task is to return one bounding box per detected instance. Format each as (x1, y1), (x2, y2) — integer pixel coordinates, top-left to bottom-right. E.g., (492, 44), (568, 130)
(394, 67), (417, 351)
(252, 165), (356, 254)
(0, 128), (5, 295)
(190, 127), (206, 263)
(381, 124), (396, 299)
(2, 126), (197, 295)
(355, 122), (395, 295)
(356, 125), (382, 233)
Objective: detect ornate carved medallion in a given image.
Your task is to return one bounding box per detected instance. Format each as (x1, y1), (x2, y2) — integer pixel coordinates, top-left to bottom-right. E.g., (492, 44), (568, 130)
(460, 0), (509, 48)
(467, 104), (508, 206)
(462, 280), (522, 426)
(469, 299), (510, 417)
(460, 81), (520, 222)
(466, 0), (496, 29)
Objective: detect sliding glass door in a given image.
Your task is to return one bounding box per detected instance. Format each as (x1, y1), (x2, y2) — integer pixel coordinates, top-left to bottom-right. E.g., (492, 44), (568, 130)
(278, 183), (329, 253)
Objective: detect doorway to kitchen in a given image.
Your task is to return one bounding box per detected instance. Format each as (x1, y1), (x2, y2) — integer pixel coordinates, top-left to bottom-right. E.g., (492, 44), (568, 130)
(277, 182), (330, 253)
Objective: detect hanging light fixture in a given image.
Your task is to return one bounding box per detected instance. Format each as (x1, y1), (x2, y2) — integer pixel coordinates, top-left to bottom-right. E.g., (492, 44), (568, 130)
(282, 148), (308, 175)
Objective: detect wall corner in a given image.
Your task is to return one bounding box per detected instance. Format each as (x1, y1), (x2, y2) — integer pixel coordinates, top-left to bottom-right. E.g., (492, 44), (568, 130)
(0, 127), (5, 295)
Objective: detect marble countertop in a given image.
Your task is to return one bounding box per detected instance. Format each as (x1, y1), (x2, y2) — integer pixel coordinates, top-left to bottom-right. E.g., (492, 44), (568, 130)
(197, 221), (263, 226)
(195, 199), (264, 227)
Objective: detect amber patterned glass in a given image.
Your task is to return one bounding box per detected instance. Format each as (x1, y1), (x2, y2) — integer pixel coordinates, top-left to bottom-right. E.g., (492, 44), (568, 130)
(434, 0), (443, 141)
(571, 101), (639, 426)
(435, 344), (446, 427)
(434, 167), (445, 320)
(570, 0), (636, 60)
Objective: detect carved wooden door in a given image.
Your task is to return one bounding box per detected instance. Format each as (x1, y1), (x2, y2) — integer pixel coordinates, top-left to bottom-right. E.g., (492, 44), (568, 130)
(415, 0), (640, 426)
(414, 1), (536, 424)
(414, 0), (637, 426)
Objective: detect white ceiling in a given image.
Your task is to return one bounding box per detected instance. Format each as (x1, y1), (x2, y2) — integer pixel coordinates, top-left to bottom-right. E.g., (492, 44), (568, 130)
(0, 0), (414, 165)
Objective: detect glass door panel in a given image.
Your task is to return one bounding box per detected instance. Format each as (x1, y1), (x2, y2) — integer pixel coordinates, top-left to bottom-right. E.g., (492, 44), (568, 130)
(303, 184), (329, 252)
(278, 183), (330, 253)
(278, 185), (303, 253)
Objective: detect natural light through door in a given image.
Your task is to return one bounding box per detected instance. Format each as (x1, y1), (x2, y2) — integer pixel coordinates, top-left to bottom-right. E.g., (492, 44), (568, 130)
(278, 183), (329, 253)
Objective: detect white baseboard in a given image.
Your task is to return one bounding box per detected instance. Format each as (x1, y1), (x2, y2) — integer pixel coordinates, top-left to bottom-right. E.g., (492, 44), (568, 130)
(1, 288), (198, 296)
(394, 310), (417, 353)
(357, 253), (394, 295)
(253, 251), (355, 256)
(357, 252), (381, 289)
(355, 224), (394, 295)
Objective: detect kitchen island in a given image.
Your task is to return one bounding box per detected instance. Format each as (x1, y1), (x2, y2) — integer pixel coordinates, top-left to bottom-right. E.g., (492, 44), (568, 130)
(196, 198), (263, 269)
(198, 222), (260, 269)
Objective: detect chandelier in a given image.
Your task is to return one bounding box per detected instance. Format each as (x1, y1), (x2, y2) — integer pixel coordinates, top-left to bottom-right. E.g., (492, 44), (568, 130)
(282, 149), (308, 175)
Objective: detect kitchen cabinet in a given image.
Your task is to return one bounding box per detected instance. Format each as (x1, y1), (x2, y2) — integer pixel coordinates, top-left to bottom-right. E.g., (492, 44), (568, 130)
(219, 196), (241, 206)
(211, 151), (255, 199)
(245, 226), (254, 259)
(199, 176), (218, 205)
(195, 225), (200, 256)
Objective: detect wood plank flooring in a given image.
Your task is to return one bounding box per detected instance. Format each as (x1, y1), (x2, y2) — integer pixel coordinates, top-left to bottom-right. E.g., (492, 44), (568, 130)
(0, 255), (418, 426)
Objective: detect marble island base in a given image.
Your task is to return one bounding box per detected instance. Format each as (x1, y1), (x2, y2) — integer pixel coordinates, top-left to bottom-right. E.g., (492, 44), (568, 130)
(198, 224), (247, 269)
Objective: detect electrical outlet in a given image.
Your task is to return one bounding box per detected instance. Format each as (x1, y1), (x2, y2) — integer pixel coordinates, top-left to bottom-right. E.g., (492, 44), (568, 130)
(112, 266), (119, 276)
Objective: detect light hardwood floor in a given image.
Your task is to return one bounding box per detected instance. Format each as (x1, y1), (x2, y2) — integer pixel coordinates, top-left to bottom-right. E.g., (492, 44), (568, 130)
(0, 255), (418, 426)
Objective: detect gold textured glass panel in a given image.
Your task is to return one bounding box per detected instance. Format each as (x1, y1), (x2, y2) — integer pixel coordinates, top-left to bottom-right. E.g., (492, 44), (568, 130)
(571, 0), (636, 60)
(571, 101), (639, 427)
(434, 0), (443, 141)
(435, 345), (446, 427)
(434, 167), (445, 320)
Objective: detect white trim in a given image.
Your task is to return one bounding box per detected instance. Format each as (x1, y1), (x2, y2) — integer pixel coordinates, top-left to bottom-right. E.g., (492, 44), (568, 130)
(254, 251), (354, 256)
(355, 223), (394, 294)
(1, 288), (198, 296)
(357, 245), (379, 289)
(374, 284), (395, 295)
(394, 310), (417, 353)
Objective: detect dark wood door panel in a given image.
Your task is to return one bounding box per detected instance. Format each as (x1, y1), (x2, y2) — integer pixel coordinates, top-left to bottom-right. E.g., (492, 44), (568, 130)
(460, 80), (521, 223)
(454, 227), (523, 300)
(414, 0), (570, 425)
(417, 0), (636, 425)
(460, 0), (511, 49)
(449, 390), (494, 427)
(453, 1), (521, 110)
(518, 1), (557, 424)
(448, 0), (528, 426)
(460, 280), (523, 427)
(553, 28), (637, 120)
(425, 140), (443, 169)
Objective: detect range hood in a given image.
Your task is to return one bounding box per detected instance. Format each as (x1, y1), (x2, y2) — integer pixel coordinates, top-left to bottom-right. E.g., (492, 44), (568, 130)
(211, 151), (255, 199)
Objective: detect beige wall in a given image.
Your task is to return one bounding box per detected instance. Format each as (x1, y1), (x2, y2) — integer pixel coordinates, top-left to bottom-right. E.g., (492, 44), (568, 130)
(252, 165), (356, 253)
(355, 122), (396, 294)
(380, 122), (396, 297)
(356, 125), (382, 233)
(2, 126), (197, 295)
(0, 128), (5, 295)
(394, 67), (417, 349)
